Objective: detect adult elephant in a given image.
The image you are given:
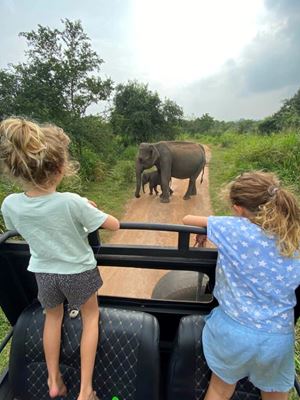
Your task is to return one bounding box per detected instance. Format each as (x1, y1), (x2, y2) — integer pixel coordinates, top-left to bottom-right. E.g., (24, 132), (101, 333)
(135, 141), (206, 203)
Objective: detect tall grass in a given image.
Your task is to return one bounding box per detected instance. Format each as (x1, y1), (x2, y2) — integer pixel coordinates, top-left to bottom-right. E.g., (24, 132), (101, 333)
(0, 309), (11, 375)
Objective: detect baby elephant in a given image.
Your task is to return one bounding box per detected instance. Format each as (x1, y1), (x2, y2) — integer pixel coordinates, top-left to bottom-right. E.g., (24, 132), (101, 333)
(142, 170), (173, 196)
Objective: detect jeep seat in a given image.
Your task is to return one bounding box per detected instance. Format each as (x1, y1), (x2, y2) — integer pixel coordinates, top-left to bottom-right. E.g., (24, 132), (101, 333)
(167, 314), (261, 400)
(9, 301), (160, 400)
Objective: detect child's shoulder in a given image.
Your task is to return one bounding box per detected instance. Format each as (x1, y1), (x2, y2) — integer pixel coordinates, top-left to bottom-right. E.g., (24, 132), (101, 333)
(59, 192), (81, 200)
(3, 192), (22, 200)
(208, 215), (246, 226)
(58, 192), (88, 207)
(1, 193), (23, 207)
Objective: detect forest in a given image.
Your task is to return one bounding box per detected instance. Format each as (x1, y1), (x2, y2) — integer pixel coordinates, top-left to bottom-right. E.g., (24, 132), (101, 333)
(1, 18), (300, 230)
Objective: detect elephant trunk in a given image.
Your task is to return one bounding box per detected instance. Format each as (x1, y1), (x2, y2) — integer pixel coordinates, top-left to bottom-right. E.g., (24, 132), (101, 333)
(135, 162), (144, 198)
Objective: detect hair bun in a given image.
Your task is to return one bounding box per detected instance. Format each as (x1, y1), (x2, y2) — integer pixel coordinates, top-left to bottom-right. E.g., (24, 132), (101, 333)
(9, 118), (46, 156)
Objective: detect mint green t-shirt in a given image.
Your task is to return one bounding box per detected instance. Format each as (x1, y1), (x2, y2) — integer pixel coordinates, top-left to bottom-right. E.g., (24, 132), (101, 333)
(1, 192), (108, 274)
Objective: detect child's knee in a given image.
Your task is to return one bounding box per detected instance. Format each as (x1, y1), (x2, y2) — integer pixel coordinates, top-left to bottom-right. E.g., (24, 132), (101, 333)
(45, 304), (64, 320)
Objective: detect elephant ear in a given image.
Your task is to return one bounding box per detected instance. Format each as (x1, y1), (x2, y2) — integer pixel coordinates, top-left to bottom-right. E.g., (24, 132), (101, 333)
(150, 144), (160, 163)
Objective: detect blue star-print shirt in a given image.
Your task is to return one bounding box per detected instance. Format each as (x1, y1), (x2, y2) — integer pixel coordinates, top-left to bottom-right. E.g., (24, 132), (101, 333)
(207, 216), (300, 334)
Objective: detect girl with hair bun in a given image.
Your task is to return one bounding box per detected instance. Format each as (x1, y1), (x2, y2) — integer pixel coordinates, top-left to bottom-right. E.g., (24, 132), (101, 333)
(183, 171), (300, 400)
(0, 117), (120, 400)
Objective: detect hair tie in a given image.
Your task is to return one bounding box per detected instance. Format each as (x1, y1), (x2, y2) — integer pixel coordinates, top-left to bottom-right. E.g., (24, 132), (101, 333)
(268, 186), (279, 196)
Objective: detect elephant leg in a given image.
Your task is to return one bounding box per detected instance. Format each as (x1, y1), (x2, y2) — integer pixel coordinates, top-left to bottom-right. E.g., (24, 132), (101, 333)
(183, 180), (193, 200)
(159, 162), (171, 203)
(160, 197), (170, 203)
(160, 180), (171, 203)
(183, 165), (203, 199)
(191, 182), (197, 195)
(183, 176), (198, 200)
(149, 184), (153, 195)
(169, 187), (174, 195)
(154, 185), (159, 195)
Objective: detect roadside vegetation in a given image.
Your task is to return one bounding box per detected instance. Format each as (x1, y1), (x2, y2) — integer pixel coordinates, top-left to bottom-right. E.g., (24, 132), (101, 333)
(1, 18), (300, 397)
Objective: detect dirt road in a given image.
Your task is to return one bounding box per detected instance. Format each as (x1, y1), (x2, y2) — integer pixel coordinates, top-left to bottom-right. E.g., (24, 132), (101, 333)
(99, 147), (213, 299)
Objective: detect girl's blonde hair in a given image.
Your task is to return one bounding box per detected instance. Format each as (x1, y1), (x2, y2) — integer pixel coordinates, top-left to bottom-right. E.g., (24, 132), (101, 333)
(227, 171), (300, 258)
(0, 117), (77, 189)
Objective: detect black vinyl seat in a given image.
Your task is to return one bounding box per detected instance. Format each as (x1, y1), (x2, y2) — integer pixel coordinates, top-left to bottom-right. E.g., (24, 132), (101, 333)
(167, 314), (261, 400)
(9, 301), (160, 400)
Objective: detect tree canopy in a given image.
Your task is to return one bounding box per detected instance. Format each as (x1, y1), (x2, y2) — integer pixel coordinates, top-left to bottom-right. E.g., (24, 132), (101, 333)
(258, 89), (300, 134)
(0, 19), (113, 122)
(110, 81), (183, 144)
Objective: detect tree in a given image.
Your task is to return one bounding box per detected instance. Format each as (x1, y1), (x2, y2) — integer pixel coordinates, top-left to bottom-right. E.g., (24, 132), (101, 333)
(0, 70), (18, 120)
(181, 113), (215, 135)
(258, 89), (300, 134)
(258, 116), (279, 135)
(0, 19), (113, 122)
(162, 99), (183, 125)
(196, 113), (215, 133)
(110, 81), (183, 144)
(235, 119), (258, 134)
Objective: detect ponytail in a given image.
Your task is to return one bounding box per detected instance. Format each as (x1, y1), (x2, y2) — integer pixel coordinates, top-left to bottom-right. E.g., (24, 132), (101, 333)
(254, 188), (300, 258)
(228, 171), (300, 258)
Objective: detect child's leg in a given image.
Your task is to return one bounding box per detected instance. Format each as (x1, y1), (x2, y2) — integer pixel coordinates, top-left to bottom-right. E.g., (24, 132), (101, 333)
(204, 373), (236, 400)
(261, 391), (288, 400)
(77, 293), (100, 400)
(43, 303), (67, 398)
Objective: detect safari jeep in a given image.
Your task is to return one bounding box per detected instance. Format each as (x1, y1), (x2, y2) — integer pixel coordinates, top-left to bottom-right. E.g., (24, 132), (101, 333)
(0, 223), (300, 400)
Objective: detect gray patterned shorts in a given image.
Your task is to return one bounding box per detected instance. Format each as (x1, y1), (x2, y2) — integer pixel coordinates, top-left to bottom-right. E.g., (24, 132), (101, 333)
(35, 267), (103, 314)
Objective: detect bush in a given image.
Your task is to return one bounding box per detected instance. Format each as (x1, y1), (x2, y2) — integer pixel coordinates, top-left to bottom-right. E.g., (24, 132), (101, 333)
(204, 130), (300, 195)
(120, 145), (138, 161)
(79, 147), (108, 182)
(230, 132), (300, 191)
(109, 160), (136, 186)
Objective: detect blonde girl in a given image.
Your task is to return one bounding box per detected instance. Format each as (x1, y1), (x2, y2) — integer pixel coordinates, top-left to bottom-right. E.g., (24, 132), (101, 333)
(0, 118), (120, 400)
(183, 171), (300, 400)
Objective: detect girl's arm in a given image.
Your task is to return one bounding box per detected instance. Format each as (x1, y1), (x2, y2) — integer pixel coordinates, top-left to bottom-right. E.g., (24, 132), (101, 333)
(86, 199), (119, 231)
(102, 215), (120, 231)
(182, 215), (208, 227)
(183, 215), (208, 248)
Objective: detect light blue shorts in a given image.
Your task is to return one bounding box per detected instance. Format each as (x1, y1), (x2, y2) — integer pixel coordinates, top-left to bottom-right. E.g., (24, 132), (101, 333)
(202, 306), (295, 392)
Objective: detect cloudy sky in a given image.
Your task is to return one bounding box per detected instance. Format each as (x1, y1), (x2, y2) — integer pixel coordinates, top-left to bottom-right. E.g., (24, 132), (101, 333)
(1, 0), (300, 120)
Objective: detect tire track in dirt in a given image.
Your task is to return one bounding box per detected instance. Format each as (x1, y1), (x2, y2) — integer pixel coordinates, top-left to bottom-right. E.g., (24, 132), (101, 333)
(98, 146), (212, 298)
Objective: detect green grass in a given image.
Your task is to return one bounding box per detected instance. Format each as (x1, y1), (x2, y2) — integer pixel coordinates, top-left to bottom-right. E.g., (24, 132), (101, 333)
(79, 179), (135, 242)
(0, 308), (11, 374)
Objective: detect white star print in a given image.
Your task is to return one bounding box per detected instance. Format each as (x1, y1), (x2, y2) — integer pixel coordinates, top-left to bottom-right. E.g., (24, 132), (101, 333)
(259, 260), (267, 267)
(210, 216), (300, 334)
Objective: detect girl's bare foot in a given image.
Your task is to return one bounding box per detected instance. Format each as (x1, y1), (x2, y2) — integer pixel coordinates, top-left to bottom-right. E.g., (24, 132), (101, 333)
(88, 391), (100, 400)
(78, 390), (100, 400)
(48, 377), (67, 398)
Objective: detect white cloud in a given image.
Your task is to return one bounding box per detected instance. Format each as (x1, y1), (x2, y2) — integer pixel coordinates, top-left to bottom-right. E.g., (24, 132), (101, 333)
(130, 0), (265, 85)
(1, 0), (300, 120)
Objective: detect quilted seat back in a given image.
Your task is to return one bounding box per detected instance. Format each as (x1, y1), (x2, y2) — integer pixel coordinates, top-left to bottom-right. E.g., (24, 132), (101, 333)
(167, 314), (261, 400)
(9, 302), (160, 400)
